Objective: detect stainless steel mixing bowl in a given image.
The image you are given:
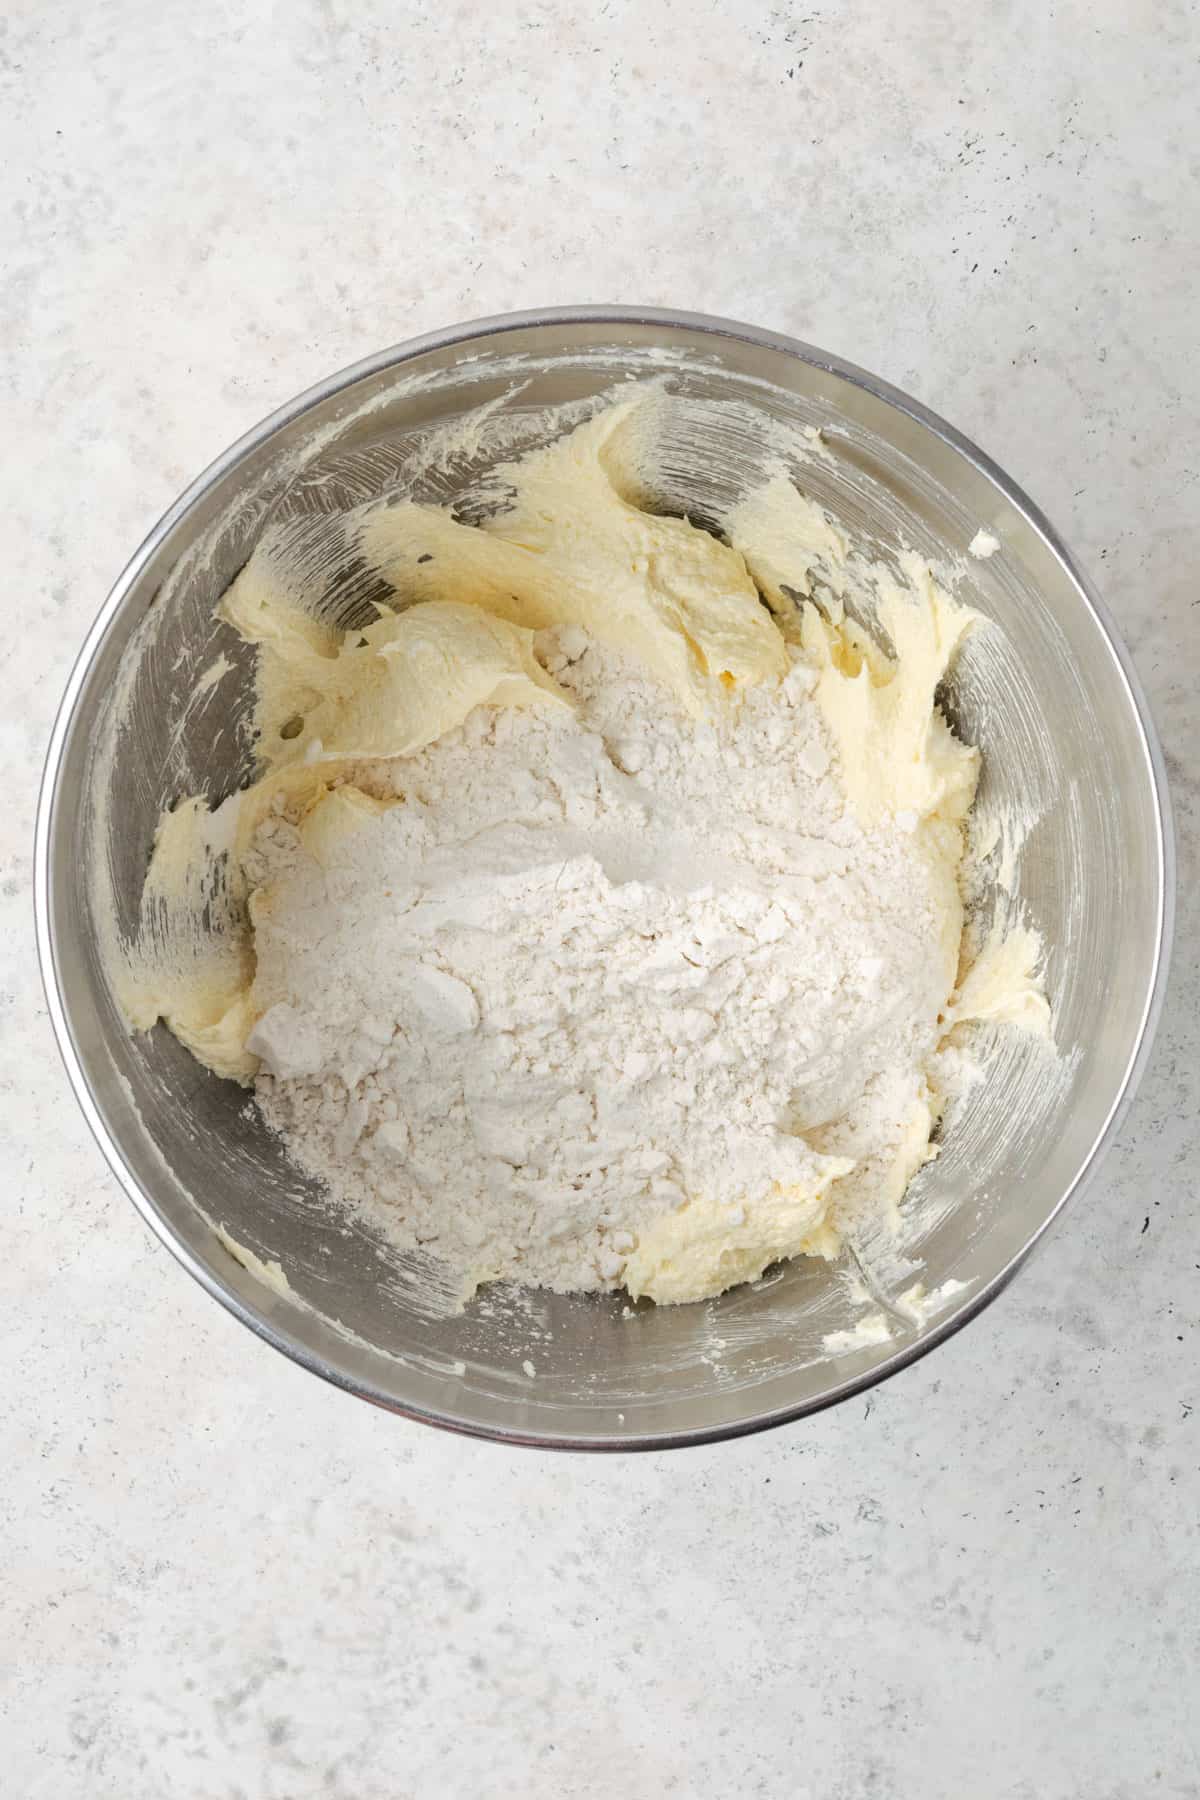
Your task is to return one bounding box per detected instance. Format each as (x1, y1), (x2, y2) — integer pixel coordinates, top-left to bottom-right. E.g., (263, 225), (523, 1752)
(35, 307), (1173, 1449)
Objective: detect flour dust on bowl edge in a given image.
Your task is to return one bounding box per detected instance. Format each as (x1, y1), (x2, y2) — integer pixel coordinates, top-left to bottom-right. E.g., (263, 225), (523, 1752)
(35, 307), (1173, 1450)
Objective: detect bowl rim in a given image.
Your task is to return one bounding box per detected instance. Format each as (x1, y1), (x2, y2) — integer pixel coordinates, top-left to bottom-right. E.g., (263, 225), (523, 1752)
(33, 303), (1177, 1451)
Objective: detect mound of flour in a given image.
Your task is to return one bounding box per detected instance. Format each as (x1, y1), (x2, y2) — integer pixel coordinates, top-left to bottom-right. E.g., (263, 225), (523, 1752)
(246, 626), (951, 1300)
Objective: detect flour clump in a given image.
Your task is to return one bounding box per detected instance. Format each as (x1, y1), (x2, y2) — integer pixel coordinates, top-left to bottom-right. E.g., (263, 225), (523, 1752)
(251, 629), (954, 1305)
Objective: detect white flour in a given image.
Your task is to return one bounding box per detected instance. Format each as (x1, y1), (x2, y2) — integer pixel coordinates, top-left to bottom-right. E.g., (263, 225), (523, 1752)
(246, 625), (954, 1302)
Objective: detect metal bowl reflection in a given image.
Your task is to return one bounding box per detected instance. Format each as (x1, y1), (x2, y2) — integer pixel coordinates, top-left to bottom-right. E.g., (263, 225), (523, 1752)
(35, 308), (1173, 1449)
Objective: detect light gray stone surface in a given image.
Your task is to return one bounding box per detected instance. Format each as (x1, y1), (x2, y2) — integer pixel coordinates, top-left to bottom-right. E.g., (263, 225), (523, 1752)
(3, 2), (1197, 1794)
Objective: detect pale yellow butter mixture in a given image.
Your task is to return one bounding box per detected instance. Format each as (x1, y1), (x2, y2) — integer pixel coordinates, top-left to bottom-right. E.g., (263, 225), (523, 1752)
(120, 394), (1046, 1306)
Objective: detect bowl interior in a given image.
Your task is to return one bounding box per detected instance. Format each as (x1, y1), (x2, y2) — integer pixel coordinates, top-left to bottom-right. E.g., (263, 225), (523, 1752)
(41, 316), (1168, 1446)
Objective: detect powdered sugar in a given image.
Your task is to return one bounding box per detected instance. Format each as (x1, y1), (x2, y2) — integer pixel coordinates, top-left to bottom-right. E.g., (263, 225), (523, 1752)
(248, 627), (956, 1303)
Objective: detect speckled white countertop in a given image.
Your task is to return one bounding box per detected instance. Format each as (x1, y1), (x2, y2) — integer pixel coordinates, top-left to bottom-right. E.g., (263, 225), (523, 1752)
(3, 3), (1197, 1795)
